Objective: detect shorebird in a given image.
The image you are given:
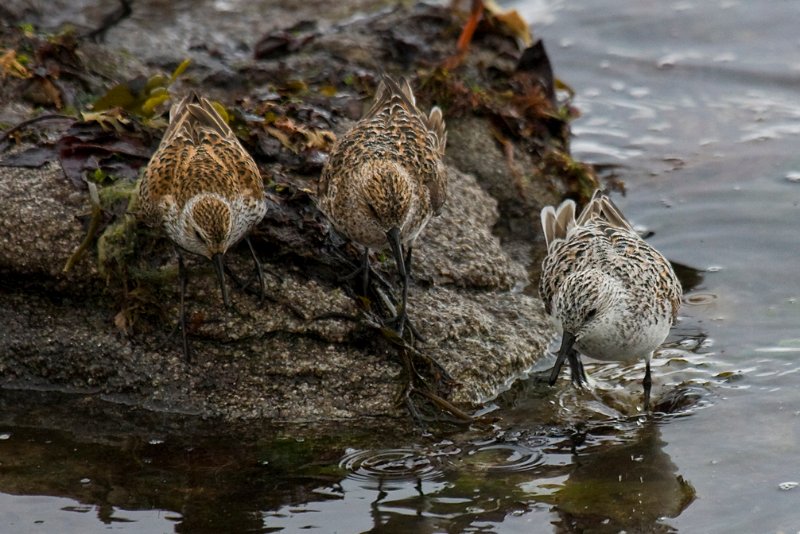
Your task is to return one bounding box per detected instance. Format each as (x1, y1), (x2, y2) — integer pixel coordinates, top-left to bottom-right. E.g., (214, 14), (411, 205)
(317, 75), (447, 339)
(139, 93), (267, 360)
(538, 190), (682, 408)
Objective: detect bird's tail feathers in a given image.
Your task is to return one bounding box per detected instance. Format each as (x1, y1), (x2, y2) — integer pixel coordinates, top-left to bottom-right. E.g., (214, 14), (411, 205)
(541, 199), (576, 248)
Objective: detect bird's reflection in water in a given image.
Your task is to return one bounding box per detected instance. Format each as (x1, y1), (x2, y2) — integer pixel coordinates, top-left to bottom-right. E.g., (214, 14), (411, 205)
(550, 421), (695, 533)
(670, 261), (704, 294)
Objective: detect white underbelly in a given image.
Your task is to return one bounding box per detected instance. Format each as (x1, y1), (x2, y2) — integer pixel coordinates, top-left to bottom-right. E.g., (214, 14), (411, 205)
(575, 318), (672, 363)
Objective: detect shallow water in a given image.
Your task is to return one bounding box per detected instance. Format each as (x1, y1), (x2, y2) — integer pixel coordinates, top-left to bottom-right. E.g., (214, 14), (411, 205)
(3, 0), (800, 532)
(514, 1), (800, 532)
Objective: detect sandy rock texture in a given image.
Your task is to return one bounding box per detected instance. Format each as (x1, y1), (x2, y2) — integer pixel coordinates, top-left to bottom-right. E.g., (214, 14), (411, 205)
(0, 1), (572, 421)
(0, 160), (550, 420)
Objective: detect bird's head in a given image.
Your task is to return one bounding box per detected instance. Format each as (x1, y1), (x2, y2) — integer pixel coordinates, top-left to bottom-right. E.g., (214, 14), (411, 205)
(178, 194), (232, 259)
(554, 269), (623, 340)
(356, 160), (414, 231)
(172, 194), (234, 307)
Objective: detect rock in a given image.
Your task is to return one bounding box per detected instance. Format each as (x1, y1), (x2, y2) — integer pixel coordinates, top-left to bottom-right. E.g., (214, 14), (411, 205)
(0, 162), (98, 290)
(0, 2), (572, 422)
(445, 115), (561, 242)
(0, 156), (552, 420)
(415, 168), (527, 289)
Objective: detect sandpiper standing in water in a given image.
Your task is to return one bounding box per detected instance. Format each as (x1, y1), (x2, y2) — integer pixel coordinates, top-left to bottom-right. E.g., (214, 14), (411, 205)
(317, 76), (447, 339)
(538, 190), (682, 408)
(139, 93), (267, 360)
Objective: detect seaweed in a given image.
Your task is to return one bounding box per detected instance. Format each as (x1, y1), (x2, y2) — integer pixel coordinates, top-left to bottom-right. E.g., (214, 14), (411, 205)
(91, 58), (191, 120)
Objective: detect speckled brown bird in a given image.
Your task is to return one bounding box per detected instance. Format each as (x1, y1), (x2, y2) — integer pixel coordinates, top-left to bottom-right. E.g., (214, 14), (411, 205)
(317, 76), (447, 338)
(139, 92), (267, 359)
(539, 190), (682, 408)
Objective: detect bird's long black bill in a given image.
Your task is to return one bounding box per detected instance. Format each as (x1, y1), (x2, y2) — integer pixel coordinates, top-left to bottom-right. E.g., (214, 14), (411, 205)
(549, 331), (576, 385)
(386, 227), (409, 336)
(386, 227), (406, 280)
(212, 253), (230, 308)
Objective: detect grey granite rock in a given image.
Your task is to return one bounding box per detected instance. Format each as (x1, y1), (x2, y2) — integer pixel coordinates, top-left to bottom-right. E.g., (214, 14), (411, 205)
(0, 2), (563, 422)
(0, 158), (553, 421)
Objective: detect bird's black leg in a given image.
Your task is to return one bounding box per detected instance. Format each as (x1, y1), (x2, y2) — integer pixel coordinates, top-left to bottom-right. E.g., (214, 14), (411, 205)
(338, 247), (379, 294)
(361, 248), (371, 297)
(400, 246), (427, 343)
(549, 331), (576, 386)
(567, 349), (587, 387)
(404, 245), (414, 278)
(177, 248), (192, 363)
(643, 359), (652, 411)
(245, 236), (265, 302)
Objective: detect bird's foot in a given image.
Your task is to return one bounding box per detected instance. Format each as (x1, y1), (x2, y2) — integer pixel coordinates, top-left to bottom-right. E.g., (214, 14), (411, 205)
(566, 344), (588, 388)
(385, 310), (428, 345)
(396, 348), (469, 427)
(339, 261), (394, 297)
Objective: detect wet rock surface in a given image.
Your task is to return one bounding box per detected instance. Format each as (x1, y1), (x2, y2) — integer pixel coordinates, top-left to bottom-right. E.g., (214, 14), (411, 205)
(0, 162), (549, 420)
(0, 1), (585, 421)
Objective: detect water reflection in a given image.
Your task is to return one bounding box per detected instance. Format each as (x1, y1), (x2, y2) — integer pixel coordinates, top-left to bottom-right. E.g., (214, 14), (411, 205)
(670, 261), (704, 294)
(460, 439), (545, 473)
(547, 422), (695, 533)
(0, 390), (403, 533)
(299, 434), (551, 532)
(0, 423), (310, 532)
(0, 390), (705, 533)
(339, 447), (449, 483)
(318, 420), (697, 533)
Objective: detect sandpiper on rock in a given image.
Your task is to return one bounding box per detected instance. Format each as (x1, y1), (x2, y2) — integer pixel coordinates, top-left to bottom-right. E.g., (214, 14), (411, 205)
(317, 76), (447, 340)
(539, 190), (682, 408)
(139, 93), (267, 359)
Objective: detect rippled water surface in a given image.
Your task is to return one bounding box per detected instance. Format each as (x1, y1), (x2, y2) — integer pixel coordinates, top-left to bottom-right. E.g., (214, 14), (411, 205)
(3, 0), (800, 532)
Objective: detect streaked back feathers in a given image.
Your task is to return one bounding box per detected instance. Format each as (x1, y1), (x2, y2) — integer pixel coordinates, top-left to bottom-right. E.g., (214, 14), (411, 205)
(541, 190), (632, 250)
(576, 189), (631, 230)
(366, 76), (448, 159)
(317, 75), (448, 249)
(161, 93), (235, 147)
(539, 190), (682, 326)
(139, 92), (266, 258)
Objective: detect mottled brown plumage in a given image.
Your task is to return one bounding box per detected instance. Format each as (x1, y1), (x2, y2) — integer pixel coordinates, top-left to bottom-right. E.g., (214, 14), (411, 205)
(138, 92), (267, 359)
(539, 190), (682, 407)
(317, 76), (447, 337)
(140, 93), (266, 257)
